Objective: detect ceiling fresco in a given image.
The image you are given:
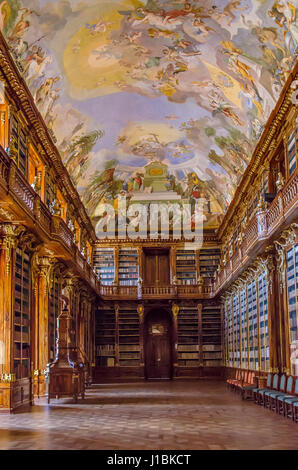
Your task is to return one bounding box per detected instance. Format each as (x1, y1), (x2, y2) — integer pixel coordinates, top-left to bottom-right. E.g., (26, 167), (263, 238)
(1, 0), (297, 228)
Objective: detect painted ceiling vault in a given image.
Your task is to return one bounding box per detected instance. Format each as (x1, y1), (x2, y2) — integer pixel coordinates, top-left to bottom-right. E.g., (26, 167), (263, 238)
(1, 0), (297, 227)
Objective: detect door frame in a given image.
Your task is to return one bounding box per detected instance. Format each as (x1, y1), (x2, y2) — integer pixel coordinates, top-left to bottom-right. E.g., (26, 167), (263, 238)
(144, 307), (174, 380)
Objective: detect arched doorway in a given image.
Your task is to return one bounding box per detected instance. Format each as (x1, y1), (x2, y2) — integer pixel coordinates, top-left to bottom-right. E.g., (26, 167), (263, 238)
(144, 309), (173, 380)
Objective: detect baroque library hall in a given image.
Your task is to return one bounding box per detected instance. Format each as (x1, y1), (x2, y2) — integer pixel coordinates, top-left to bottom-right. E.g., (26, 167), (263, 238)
(0, 0), (298, 453)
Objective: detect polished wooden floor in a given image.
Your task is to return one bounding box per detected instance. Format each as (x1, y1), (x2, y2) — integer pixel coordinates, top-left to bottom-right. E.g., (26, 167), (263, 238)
(0, 380), (297, 450)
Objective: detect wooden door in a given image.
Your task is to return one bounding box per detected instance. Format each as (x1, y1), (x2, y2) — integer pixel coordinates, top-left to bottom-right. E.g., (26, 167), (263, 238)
(143, 249), (170, 285)
(145, 310), (172, 379)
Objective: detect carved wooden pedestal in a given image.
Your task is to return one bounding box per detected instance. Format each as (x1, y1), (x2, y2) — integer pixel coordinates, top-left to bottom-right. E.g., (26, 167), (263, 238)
(46, 307), (85, 403)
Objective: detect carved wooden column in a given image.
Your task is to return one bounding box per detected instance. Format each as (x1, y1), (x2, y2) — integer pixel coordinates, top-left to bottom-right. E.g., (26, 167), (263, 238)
(137, 304), (144, 376)
(264, 252), (279, 373)
(32, 254), (55, 397)
(170, 246), (176, 284)
(0, 224), (24, 410)
(171, 303), (179, 377)
(274, 225), (297, 374)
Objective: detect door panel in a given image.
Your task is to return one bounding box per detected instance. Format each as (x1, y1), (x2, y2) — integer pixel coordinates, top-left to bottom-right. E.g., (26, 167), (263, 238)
(145, 310), (172, 379)
(143, 250), (170, 285)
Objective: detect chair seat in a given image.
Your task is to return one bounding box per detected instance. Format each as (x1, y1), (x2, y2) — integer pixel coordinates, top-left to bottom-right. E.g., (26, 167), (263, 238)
(284, 397), (298, 404)
(264, 391), (285, 397)
(277, 394), (296, 402)
(243, 385), (255, 390)
(252, 387), (267, 393)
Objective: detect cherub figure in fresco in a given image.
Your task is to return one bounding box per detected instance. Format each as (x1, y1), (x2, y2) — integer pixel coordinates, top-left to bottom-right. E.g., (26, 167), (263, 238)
(35, 76), (60, 107)
(223, 0), (248, 27)
(268, 2), (298, 51)
(191, 17), (216, 42)
(208, 89), (243, 127)
(254, 26), (287, 56)
(221, 41), (255, 83)
(24, 46), (52, 86)
(7, 7), (38, 42)
(85, 18), (114, 35)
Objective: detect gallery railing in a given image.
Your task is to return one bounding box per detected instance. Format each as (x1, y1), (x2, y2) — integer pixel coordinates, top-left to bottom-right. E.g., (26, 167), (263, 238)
(214, 171), (298, 294)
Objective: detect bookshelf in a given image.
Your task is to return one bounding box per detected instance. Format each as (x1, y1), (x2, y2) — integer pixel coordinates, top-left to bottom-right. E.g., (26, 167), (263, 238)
(258, 270), (269, 371)
(226, 298), (233, 367)
(233, 293), (240, 368)
(286, 243), (298, 343)
(49, 276), (60, 362)
(201, 304), (222, 367)
(247, 280), (258, 370)
(95, 305), (116, 367)
(118, 305), (140, 366)
(10, 113), (28, 176)
(287, 129), (297, 176)
(177, 306), (199, 367)
(240, 287), (248, 368)
(199, 248), (221, 283)
(93, 248), (115, 285)
(176, 250), (197, 285)
(118, 248), (139, 286)
(14, 248), (31, 379)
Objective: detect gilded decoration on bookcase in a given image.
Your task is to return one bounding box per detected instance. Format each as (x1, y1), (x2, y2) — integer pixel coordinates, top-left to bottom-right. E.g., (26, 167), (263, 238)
(274, 224), (298, 291)
(0, 223), (26, 274)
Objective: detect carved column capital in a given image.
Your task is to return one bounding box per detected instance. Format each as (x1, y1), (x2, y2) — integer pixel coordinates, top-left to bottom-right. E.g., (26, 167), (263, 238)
(0, 223), (26, 274)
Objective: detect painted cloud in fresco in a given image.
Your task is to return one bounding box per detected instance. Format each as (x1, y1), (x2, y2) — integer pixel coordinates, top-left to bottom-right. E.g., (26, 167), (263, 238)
(1, 0), (297, 226)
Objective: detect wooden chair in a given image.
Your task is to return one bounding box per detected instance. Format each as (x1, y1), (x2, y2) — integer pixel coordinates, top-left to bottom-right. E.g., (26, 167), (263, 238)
(263, 374), (286, 410)
(227, 369), (241, 391)
(252, 373), (273, 405)
(283, 378), (298, 419)
(276, 376), (295, 415)
(235, 370), (248, 394)
(241, 371), (256, 400)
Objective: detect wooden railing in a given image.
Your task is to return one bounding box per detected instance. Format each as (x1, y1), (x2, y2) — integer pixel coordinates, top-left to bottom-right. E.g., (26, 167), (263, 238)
(214, 171), (298, 294)
(99, 283), (213, 300)
(0, 149), (98, 295)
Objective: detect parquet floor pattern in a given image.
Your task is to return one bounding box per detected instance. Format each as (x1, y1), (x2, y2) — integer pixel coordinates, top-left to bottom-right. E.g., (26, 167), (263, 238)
(0, 380), (298, 450)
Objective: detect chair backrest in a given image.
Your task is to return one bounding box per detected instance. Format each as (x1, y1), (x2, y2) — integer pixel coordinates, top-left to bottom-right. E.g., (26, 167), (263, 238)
(266, 373), (272, 387)
(279, 374), (286, 392)
(272, 373), (279, 390)
(243, 370), (248, 382)
(286, 376), (293, 394)
(250, 372), (255, 385)
(236, 369), (240, 380)
(294, 377), (298, 395)
(247, 371), (252, 383)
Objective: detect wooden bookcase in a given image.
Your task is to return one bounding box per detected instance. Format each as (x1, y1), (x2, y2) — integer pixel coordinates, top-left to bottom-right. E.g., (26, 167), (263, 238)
(232, 293), (240, 368)
(201, 304), (222, 367)
(95, 304), (116, 367)
(240, 287), (248, 368)
(258, 270), (269, 371)
(10, 112), (28, 176)
(118, 248), (139, 286)
(247, 280), (258, 370)
(13, 248), (31, 379)
(199, 248), (221, 283)
(49, 277), (60, 362)
(177, 306), (199, 367)
(286, 243), (298, 343)
(176, 250), (197, 285)
(93, 247), (115, 285)
(118, 305), (140, 367)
